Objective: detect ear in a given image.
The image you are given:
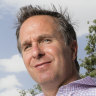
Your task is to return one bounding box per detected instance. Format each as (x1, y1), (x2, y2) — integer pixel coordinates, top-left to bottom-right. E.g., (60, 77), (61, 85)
(70, 40), (78, 61)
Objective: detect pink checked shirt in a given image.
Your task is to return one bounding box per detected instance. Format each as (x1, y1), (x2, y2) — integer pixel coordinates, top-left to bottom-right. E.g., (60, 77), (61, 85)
(36, 76), (96, 96)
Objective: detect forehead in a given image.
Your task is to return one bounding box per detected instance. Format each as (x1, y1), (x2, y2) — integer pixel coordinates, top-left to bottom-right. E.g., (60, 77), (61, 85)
(20, 15), (58, 31)
(19, 15), (60, 39)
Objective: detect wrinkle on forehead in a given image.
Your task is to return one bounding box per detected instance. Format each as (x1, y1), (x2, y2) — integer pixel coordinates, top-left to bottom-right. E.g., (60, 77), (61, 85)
(19, 15), (63, 47)
(20, 15), (59, 35)
(20, 15), (58, 29)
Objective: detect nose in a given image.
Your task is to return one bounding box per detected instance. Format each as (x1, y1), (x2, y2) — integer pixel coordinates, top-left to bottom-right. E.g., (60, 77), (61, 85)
(32, 44), (45, 59)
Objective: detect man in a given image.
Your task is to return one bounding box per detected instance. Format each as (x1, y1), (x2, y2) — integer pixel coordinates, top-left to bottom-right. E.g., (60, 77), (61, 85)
(16, 5), (96, 96)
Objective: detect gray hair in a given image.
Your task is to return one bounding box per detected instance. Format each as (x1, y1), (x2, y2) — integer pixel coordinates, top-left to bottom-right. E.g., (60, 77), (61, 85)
(16, 5), (80, 72)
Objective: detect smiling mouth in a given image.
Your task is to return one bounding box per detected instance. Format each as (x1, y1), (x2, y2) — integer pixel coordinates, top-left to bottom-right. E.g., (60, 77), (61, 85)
(34, 61), (51, 68)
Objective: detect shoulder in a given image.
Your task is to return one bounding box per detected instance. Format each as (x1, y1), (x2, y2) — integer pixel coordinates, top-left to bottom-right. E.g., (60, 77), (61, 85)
(73, 76), (96, 96)
(74, 88), (96, 96)
(74, 76), (96, 86)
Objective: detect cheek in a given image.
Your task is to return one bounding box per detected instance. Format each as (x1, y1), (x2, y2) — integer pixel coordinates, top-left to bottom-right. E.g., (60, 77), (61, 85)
(43, 44), (61, 56)
(44, 45), (64, 68)
(46, 45), (72, 70)
(22, 53), (32, 68)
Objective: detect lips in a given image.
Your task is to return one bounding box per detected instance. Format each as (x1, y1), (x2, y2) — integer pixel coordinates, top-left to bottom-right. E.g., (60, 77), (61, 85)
(34, 61), (51, 68)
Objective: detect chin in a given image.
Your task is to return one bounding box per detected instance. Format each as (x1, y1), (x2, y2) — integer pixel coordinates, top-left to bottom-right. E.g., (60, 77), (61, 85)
(36, 74), (55, 85)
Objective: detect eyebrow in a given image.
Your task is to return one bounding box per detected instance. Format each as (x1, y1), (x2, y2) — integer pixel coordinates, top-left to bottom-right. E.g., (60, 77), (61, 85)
(21, 34), (56, 48)
(38, 34), (55, 39)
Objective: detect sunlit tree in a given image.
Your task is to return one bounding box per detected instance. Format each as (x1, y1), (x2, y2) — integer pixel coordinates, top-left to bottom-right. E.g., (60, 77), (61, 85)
(80, 19), (96, 77)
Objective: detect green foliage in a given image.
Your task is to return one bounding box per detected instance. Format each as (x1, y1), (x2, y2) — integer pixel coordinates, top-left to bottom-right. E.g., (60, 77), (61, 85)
(80, 19), (96, 77)
(18, 84), (42, 96)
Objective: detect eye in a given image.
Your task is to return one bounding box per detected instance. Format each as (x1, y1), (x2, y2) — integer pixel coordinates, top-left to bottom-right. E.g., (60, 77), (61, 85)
(24, 44), (32, 51)
(43, 39), (51, 43)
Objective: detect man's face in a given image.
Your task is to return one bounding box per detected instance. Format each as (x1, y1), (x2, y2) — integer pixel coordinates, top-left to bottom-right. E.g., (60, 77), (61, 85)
(19, 15), (77, 85)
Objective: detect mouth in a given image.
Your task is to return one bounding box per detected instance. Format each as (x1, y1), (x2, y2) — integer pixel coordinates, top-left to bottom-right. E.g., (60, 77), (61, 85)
(34, 61), (51, 69)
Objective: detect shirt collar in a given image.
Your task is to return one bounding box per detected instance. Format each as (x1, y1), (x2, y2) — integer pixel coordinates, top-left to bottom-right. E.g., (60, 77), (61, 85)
(57, 76), (96, 94)
(69, 76), (96, 86)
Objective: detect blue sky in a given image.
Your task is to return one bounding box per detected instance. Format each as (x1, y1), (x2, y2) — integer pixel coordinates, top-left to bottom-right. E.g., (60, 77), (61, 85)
(0, 0), (96, 96)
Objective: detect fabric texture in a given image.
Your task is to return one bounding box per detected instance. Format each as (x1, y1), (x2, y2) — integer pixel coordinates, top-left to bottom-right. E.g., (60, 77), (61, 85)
(35, 76), (96, 96)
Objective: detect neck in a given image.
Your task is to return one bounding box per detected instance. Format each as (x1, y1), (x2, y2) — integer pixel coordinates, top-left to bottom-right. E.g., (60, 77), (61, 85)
(40, 81), (60, 96)
(40, 73), (80, 96)
(62, 72), (81, 85)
